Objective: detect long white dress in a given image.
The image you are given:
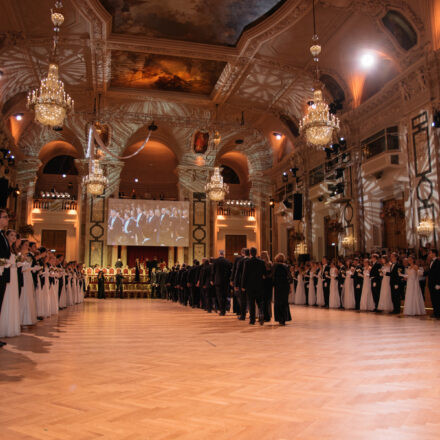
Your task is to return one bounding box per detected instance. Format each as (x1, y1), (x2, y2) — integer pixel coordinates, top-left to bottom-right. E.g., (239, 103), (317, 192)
(294, 274), (306, 305)
(49, 270), (59, 315)
(329, 267), (341, 308)
(41, 267), (51, 318)
(308, 271), (317, 306)
(316, 269), (325, 306)
(343, 268), (356, 310)
(0, 255), (21, 337)
(20, 261), (37, 326)
(403, 268), (426, 316)
(34, 266), (45, 318)
(66, 274), (73, 306)
(378, 264), (393, 312)
(360, 269), (375, 311)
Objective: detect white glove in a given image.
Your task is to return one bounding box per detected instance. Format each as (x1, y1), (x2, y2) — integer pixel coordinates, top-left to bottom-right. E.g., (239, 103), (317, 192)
(435, 285), (440, 290)
(373, 282), (376, 287)
(394, 285), (399, 289)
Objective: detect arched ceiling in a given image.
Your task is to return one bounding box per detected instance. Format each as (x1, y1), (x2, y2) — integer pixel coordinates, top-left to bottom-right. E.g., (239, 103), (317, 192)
(0, 0), (430, 175)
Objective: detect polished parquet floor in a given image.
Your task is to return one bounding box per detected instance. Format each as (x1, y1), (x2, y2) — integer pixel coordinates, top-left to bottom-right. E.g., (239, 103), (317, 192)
(1, 299), (439, 440)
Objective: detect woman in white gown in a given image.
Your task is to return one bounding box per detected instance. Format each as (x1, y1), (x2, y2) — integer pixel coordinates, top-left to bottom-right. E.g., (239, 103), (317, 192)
(329, 262), (341, 308)
(66, 267), (73, 307)
(294, 267), (306, 305)
(0, 230), (21, 337)
(316, 264), (325, 306)
(40, 262), (51, 318)
(403, 256), (426, 316)
(360, 258), (375, 311)
(308, 263), (317, 306)
(18, 240), (37, 326)
(378, 256), (393, 313)
(343, 263), (356, 310)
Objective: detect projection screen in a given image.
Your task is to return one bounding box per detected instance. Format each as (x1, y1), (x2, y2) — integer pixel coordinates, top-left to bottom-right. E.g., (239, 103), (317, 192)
(107, 199), (189, 247)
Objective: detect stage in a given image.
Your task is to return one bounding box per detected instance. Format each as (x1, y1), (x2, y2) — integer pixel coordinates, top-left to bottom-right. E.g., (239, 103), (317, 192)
(0, 300), (439, 439)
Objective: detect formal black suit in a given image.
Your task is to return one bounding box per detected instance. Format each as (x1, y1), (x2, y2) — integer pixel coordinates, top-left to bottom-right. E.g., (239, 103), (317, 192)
(353, 265), (363, 310)
(0, 230), (11, 310)
(241, 256), (266, 323)
(428, 258), (440, 318)
(370, 262), (382, 309)
(322, 264), (331, 307)
(230, 256), (243, 315)
(388, 262), (403, 314)
(212, 256), (231, 315)
(235, 256), (248, 319)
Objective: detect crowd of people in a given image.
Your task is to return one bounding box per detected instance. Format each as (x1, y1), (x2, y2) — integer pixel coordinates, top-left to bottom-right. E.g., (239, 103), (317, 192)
(0, 209), (85, 346)
(136, 247), (440, 325)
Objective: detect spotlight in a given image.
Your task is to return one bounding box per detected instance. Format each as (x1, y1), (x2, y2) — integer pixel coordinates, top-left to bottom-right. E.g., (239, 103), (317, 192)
(290, 167), (299, 177)
(339, 138), (347, 150)
(14, 113), (24, 121)
(335, 168), (344, 179)
(273, 132), (283, 140)
(62, 173), (66, 178)
(331, 143), (340, 154)
(10, 155), (15, 159)
(269, 199), (275, 207)
(432, 110), (440, 128)
(134, 178), (139, 183)
(360, 51), (376, 69)
(235, 139), (244, 145)
(53, 126), (63, 132)
(282, 172), (288, 182)
(148, 121), (158, 131)
(325, 148), (332, 159)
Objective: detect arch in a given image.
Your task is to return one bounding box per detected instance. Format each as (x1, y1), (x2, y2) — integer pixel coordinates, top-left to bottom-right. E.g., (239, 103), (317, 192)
(119, 140), (179, 200)
(382, 10), (417, 51)
(43, 155), (78, 175)
(38, 141), (82, 165)
(320, 74), (346, 103)
(217, 150), (250, 200)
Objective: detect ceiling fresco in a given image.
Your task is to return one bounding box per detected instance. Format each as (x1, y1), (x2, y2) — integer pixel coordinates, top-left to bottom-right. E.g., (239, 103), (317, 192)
(100, 0), (286, 46)
(110, 51), (226, 94)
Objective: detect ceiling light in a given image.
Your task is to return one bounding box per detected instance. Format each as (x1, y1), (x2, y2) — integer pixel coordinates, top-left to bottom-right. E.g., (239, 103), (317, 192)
(15, 113), (24, 121)
(360, 52), (376, 69)
(62, 173), (66, 178)
(134, 178), (139, 183)
(273, 132), (282, 140)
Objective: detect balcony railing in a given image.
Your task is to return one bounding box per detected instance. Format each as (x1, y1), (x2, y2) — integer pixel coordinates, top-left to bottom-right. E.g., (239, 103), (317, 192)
(33, 199), (77, 212)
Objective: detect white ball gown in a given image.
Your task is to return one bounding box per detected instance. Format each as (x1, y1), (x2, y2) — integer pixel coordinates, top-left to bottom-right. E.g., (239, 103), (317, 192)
(329, 267), (341, 308)
(343, 268), (356, 310)
(403, 268), (426, 316)
(58, 271), (67, 309)
(41, 267), (51, 318)
(49, 270), (59, 315)
(34, 266), (45, 318)
(316, 269), (325, 306)
(378, 263), (393, 312)
(19, 261), (37, 326)
(360, 269), (375, 311)
(308, 271), (317, 306)
(0, 254), (21, 337)
(294, 274), (306, 305)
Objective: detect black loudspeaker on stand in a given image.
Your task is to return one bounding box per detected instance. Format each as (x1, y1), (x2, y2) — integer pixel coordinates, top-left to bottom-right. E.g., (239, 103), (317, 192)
(293, 193), (303, 220)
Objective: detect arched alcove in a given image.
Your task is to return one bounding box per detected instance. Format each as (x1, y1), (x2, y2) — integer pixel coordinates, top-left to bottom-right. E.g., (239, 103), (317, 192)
(217, 151), (250, 200)
(119, 140), (179, 200)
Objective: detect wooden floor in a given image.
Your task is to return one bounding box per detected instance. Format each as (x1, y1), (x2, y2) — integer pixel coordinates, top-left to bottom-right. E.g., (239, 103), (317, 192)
(1, 300), (439, 440)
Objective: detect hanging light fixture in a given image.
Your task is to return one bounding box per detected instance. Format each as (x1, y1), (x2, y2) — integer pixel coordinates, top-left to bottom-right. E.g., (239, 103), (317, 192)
(300, 0), (339, 148)
(83, 159), (108, 196)
(205, 167), (229, 201)
(342, 234), (356, 248)
(27, 1), (73, 127)
(417, 217), (434, 237)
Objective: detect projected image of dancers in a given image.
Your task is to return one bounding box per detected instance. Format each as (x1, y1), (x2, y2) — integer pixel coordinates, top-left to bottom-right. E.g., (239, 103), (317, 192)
(107, 200), (189, 247)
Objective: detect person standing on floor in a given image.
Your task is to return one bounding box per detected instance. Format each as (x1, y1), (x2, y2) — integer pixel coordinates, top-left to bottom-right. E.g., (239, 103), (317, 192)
(271, 253), (292, 325)
(370, 254), (382, 311)
(241, 247), (266, 325)
(115, 269), (124, 299)
(97, 270), (105, 299)
(428, 249), (440, 319)
(211, 250), (231, 316)
(0, 209), (10, 346)
(260, 251), (273, 322)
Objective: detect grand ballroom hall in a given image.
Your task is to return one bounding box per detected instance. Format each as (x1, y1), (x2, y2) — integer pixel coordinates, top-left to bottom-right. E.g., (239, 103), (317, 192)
(1, 0), (440, 439)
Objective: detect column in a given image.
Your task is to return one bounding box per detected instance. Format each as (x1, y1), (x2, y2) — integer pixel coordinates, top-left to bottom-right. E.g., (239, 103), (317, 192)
(15, 158), (41, 228)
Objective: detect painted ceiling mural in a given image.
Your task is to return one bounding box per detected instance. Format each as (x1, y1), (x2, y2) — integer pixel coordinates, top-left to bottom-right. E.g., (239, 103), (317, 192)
(100, 0), (286, 46)
(110, 51), (226, 94)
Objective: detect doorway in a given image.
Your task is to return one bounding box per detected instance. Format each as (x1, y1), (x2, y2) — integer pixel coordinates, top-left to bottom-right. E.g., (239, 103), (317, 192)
(225, 235), (247, 262)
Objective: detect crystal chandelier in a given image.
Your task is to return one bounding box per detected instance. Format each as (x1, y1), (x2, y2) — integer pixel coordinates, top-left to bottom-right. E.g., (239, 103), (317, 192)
(27, 2), (73, 127)
(295, 242), (308, 255)
(300, 0), (339, 148)
(206, 167), (229, 201)
(417, 217), (433, 237)
(83, 160), (108, 196)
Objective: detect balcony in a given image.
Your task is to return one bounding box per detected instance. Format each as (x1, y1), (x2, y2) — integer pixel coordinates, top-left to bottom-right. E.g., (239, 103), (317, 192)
(361, 151), (403, 178)
(33, 199), (77, 212)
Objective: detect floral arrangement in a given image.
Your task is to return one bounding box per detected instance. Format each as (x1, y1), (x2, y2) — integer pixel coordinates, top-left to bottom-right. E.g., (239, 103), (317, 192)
(18, 224), (35, 238)
(327, 220), (344, 233)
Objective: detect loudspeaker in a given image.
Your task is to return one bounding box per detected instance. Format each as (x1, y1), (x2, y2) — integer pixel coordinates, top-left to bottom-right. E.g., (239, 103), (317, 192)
(293, 193), (303, 220)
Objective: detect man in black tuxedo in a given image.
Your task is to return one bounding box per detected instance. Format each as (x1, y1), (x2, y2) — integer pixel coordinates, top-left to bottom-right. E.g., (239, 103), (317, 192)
(241, 247), (266, 325)
(388, 252), (403, 314)
(109, 209), (124, 244)
(370, 254), (382, 310)
(0, 209), (10, 347)
(353, 258), (363, 310)
(322, 257), (331, 307)
(211, 251), (232, 316)
(235, 248), (250, 320)
(230, 248), (246, 316)
(428, 249), (440, 319)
